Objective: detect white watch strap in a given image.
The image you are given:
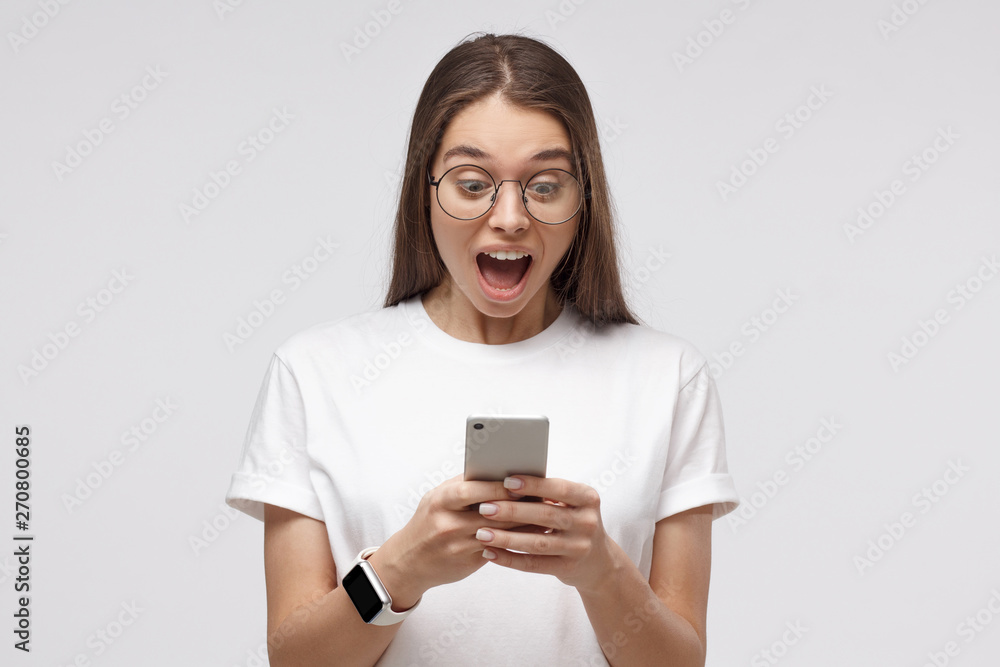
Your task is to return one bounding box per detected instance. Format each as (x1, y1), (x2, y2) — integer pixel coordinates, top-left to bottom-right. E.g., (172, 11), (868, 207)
(349, 547), (421, 625)
(350, 547), (381, 567)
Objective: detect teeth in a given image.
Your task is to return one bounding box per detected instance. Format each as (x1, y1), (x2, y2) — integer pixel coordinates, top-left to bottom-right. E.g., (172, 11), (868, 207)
(486, 250), (529, 260)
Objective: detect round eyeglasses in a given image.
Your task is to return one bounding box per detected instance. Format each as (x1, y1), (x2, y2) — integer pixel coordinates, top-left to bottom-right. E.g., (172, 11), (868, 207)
(428, 164), (585, 225)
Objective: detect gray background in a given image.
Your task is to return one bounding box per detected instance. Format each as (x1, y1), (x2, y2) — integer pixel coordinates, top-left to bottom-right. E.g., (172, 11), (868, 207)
(2, 0), (998, 665)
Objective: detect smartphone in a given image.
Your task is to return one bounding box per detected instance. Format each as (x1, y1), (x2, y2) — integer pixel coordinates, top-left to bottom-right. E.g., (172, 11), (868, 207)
(464, 414), (548, 502)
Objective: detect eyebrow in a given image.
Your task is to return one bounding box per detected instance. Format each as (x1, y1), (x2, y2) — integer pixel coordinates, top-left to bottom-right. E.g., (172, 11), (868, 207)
(441, 144), (576, 166)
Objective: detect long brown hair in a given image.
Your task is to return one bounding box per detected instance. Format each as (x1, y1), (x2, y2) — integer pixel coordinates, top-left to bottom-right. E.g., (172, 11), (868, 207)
(383, 32), (638, 326)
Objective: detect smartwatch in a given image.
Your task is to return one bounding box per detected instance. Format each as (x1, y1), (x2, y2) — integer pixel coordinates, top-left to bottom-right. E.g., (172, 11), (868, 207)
(343, 547), (420, 625)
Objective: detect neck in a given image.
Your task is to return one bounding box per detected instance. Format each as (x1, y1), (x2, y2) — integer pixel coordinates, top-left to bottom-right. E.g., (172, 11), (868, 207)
(421, 280), (563, 345)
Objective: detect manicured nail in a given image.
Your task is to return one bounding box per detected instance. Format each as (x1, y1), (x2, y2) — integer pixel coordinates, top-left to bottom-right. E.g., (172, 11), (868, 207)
(503, 477), (523, 490)
(482, 549), (496, 560)
(479, 502), (498, 516)
(476, 528), (493, 542)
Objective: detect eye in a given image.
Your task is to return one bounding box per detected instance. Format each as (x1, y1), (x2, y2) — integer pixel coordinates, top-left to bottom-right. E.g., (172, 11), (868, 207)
(528, 182), (559, 197)
(457, 179), (490, 194)
(442, 165), (494, 199)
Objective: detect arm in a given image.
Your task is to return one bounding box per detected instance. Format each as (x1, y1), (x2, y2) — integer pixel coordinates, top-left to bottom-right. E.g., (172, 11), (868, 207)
(262, 504), (421, 667)
(262, 476), (533, 666)
(475, 476), (714, 667)
(576, 505), (712, 666)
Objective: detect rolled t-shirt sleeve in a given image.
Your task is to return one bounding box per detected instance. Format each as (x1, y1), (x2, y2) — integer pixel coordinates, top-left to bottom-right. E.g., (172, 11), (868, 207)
(656, 360), (740, 522)
(225, 353), (324, 523)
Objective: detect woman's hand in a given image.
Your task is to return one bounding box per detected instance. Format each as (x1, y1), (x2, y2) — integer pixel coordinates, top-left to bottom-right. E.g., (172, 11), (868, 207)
(473, 475), (616, 595)
(373, 474), (539, 606)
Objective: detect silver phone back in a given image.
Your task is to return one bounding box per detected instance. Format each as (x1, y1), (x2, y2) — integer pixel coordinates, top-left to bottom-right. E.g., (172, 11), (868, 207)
(464, 414), (548, 481)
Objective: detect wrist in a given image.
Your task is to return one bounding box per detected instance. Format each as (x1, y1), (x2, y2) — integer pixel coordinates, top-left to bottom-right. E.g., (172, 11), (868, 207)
(576, 536), (627, 600)
(365, 546), (425, 612)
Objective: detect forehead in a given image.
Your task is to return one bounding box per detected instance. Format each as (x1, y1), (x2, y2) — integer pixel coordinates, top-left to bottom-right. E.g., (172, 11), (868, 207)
(436, 97), (573, 167)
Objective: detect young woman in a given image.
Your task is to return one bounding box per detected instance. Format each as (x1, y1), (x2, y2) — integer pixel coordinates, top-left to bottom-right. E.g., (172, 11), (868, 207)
(226, 32), (738, 666)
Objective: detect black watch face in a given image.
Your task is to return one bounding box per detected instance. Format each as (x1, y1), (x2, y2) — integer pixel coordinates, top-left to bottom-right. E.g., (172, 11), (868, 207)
(344, 564), (383, 623)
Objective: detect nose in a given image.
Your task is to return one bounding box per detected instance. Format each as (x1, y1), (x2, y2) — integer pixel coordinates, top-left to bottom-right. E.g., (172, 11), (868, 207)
(487, 179), (530, 233)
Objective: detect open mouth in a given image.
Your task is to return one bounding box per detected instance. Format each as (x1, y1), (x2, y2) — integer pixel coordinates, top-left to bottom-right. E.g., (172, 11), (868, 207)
(475, 250), (533, 301)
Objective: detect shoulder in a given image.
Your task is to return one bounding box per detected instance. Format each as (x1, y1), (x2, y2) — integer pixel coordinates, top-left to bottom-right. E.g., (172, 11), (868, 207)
(271, 301), (410, 368)
(581, 316), (710, 387)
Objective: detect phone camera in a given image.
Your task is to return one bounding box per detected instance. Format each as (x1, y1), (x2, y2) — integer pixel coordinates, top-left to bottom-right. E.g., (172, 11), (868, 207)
(473, 423), (484, 430)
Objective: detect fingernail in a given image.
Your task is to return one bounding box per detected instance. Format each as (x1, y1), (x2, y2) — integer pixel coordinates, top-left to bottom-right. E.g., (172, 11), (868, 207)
(479, 502), (498, 516)
(482, 549), (496, 560)
(476, 528), (493, 542)
(503, 477), (523, 490)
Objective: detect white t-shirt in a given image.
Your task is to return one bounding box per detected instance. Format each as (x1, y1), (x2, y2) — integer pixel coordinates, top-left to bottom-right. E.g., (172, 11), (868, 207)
(225, 294), (739, 666)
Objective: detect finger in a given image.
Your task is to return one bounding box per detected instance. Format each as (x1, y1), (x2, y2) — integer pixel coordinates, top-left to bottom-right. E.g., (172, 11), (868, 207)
(476, 519), (542, 532)
(506, 524), (551, 534)
(503, 476), (600, 508)
(480, 546), (553, 575)
(476, 526), (567, 556)
(477, 498), (573, 531)
(443, 480), (511, 511)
